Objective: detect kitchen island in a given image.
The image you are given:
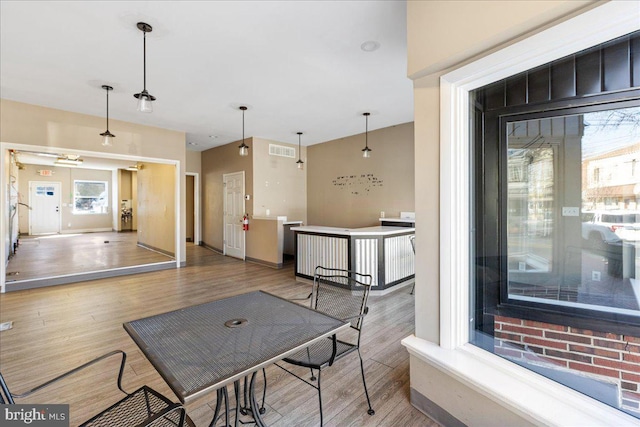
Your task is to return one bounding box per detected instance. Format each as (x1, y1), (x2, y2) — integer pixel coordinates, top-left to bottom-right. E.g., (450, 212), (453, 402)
(292, 225), (415, 293)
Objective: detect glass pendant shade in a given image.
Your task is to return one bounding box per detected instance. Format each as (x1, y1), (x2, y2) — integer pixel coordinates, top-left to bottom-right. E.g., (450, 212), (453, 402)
(297, 159), (304, 169)
(100, 130), (115, 147)
(362, 147), (371, 158)
(136, 91), (154, 113)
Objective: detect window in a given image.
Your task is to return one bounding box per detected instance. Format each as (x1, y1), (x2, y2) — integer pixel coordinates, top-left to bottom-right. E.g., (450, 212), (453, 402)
(472, 31), (640, 419)
(74, 180), (108, 214)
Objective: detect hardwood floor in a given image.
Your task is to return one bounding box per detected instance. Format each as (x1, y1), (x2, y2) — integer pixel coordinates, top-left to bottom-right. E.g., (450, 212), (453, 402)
(6, 231), (174, 282)
(0, 244), (437, 427)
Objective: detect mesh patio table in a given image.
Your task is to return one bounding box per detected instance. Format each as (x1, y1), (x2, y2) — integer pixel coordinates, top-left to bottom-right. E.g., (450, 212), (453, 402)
(123, 290), (349, 426)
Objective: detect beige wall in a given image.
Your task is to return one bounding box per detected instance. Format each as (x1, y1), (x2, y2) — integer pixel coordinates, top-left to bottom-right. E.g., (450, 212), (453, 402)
(407, 0), (596, 78)
(245, 218), (283, 267)
(201, 138), (253, 251)
(137, 162), (176, 255)
(252, 137), (307, 223)
(307, 122), (414, 228)
(408, 0), (604, 424)
(1, 99), (187, 266)
(17, 164), (113, 234)
(186, 149), (201, 175)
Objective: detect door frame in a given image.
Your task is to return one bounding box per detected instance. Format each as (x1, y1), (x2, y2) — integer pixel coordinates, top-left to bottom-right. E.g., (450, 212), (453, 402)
(186, 172), (201, 244)
(223, 171), (245, 260)
(28, 180), (62, 235)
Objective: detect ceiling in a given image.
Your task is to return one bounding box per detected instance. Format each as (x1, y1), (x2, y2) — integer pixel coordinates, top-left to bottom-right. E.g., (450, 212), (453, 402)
(0, 1), (413, 153)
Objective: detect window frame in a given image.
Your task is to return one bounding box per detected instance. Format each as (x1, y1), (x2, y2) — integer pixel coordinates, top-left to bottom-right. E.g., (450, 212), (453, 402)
(73, 179), (109, 215)
(475, 97), (640, 335)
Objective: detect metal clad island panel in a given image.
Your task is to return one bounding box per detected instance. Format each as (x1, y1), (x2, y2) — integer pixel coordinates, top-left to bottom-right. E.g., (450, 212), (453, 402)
(355, 238), (378, 287)
(385, 234), (415, 284)
(297, 233), (348, 276)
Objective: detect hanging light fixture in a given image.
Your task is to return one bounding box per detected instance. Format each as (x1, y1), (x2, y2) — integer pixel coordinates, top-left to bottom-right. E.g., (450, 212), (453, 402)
(99, 85), (115, 147)
(362, 112), (372, 158)
(133, 22), (156, 113)
(238, 106), (249, 156)
(296, 132), (304, 169)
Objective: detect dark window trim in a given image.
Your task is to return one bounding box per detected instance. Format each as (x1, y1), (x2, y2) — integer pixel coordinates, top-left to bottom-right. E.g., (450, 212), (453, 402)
(475, 94), (640, 336)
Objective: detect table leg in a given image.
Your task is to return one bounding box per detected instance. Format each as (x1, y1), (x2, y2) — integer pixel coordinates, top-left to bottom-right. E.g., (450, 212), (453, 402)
(249, 371), (267, 427)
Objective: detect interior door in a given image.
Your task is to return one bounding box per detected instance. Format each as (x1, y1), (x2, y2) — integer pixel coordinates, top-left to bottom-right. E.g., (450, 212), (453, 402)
(29, 181), (61, 235)
(223, 172), (245, 259)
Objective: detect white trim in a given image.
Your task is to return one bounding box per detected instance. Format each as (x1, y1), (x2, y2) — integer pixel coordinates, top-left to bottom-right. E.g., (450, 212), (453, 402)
(430, 0), (640, 423)
(402, 335), (639, 426)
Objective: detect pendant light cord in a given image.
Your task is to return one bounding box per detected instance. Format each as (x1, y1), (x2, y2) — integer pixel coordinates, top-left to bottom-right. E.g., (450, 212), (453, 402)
(143, 30), (147, 91)
(365, 113), (369, 149)
(106, 88), (110, 129)
(242, 108), (245, 143)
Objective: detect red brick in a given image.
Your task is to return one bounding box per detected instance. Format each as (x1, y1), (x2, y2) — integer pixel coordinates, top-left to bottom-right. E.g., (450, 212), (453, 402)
(545, 331), (592, 344)
(568, 362), (620, 379)
(496, 316), (522, 325)
(545, 349), (592, 363)
(622, 381), (638, 391)
(622, 372), (640, 382)
(624, 335), (640, 344)
(569, 328), (621, 340)
(593, 339), (627, 350)
(623, 352), (640, 364)
(502, 324), (544, 337)
(524, 336), (568, 350)
(594, 357), (640, 373)
(523, 320), (567, 331)
(495, 332), (522, 342)
(569, 345), (620, 360)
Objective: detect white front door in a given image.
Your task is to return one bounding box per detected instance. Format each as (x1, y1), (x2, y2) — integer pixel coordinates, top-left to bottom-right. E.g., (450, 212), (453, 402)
(29, 181), (61, 235)
(223, 172), (245, 259)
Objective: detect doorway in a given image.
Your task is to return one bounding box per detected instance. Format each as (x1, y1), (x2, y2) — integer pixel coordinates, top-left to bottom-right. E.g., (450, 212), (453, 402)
(223, 171), (245, 260)
(29, 181), (61, 235)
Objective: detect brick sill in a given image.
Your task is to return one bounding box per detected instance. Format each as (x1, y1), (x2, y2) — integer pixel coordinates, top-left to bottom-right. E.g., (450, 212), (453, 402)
(402, 335), (638, 426)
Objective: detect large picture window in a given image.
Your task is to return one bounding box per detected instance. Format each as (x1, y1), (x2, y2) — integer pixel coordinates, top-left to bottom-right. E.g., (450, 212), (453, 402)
(472, 30), (640, 419)
(73, 180), (108, 214)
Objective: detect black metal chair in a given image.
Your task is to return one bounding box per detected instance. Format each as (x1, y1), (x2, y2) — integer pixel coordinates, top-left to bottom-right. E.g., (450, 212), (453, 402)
(0, 350), (193, 427)
(409, 235), (416, 294)
(276, 266), (375, 426)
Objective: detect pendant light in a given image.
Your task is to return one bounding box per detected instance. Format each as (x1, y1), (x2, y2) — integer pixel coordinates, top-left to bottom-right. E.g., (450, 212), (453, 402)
(296, 132), (304, 169)
(133, 22), (156, 113)
(238, 106), (249, 156)
(362, 112), (372, 158)
(100, 85), (115, 147)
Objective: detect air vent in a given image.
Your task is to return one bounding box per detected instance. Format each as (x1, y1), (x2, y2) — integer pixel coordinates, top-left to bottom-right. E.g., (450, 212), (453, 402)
(269, 144), (296, 158)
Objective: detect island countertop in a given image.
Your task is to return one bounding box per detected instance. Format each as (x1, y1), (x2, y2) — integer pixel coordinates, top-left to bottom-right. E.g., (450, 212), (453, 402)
(291, 225), (414, 236)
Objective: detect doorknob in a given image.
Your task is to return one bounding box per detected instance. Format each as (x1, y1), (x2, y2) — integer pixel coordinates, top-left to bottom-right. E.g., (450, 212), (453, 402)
(56, 206), (59, 213)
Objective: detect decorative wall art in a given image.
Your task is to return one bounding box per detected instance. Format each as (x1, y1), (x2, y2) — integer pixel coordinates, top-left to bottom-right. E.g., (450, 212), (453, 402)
(332, 173), (383, 195)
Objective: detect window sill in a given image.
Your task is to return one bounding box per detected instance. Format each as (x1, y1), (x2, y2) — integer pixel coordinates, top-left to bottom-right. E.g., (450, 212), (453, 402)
(401, 335), (638, 426)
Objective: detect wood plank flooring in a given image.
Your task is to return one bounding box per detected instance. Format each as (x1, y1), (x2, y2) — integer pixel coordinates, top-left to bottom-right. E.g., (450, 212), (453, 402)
(6, 231), (174, 282)
(0, 244), (437, 427)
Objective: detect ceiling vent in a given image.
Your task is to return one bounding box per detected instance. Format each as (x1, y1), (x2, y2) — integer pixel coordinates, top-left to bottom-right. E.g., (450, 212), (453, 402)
(269, 144), (295, 158)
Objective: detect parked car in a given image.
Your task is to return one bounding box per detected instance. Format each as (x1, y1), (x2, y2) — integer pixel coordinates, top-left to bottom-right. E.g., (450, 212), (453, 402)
(581, 210), (640, 247)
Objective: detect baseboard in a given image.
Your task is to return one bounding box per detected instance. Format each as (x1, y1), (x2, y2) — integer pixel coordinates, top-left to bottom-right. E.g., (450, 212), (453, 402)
(201, 243), (223, 254)
(59, 228), (112, 234)
(245, 256), (282, 269)
(410, 387), (467, 427)
(136, 242), (174, 257)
